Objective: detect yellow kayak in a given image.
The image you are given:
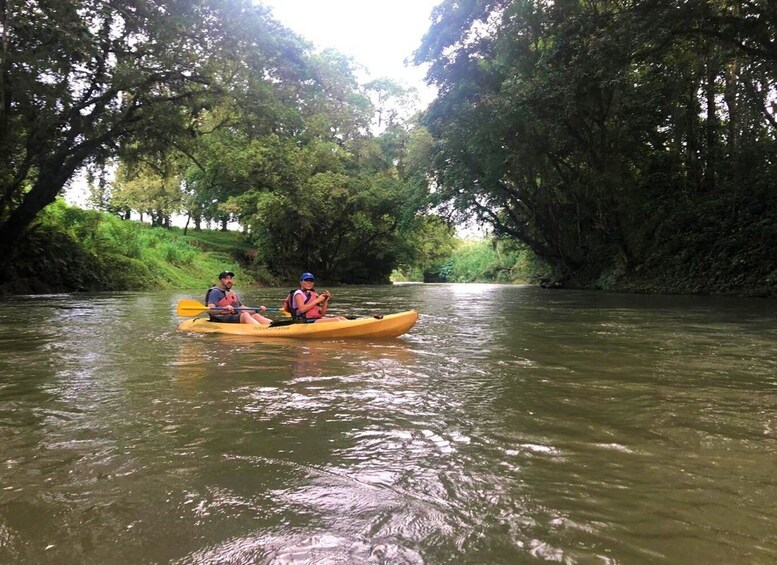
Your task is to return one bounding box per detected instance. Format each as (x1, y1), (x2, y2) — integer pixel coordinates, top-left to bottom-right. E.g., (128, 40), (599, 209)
(177, 310), (418, 339)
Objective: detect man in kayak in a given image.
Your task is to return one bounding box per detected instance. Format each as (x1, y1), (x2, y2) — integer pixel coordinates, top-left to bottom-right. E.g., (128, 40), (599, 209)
(206, 271), (272, 325)
(285, 272), (346, 323)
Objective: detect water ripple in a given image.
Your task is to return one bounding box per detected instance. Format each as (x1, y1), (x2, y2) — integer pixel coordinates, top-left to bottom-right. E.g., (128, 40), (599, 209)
(1, 288), (776, 563)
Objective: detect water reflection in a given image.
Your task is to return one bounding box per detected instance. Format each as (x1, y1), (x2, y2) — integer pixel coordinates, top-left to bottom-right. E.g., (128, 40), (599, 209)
(165, 329), (434, 563)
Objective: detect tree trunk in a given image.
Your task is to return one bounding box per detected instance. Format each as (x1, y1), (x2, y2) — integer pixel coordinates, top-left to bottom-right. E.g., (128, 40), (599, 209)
(0, 157), (75, 257)
(704, 59), (718, 192)
(0, 185), (57, 257)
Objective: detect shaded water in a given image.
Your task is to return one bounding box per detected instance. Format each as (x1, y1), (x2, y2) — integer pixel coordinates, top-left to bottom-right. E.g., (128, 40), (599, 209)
(0, 284), (775, 564)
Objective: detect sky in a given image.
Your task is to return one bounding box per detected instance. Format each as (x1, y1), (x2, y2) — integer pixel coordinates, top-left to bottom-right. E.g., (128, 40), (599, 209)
(260, 0), (441, 109)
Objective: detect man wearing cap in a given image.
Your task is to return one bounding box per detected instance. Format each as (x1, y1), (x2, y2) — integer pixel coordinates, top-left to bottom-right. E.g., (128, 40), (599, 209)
(287, 272), (345, 323)
(205, 271), (271, 325)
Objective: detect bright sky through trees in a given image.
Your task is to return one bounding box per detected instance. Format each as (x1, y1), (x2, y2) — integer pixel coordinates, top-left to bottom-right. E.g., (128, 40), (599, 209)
(65, 0), (442, 211)
(260, 0), (440, 109)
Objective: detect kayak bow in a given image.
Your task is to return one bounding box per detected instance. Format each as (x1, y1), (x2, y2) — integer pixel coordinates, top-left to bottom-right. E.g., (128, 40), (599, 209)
(177, 310), (418, 339)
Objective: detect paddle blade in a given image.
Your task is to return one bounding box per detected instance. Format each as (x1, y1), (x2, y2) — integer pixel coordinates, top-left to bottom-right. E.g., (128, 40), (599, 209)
(176, 299), (208, 317)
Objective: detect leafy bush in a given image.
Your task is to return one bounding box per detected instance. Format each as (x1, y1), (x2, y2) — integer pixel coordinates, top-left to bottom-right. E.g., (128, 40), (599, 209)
(154, 239), (197, 266)
(98, 218), (145, 258)
(414, 238), (548, 283)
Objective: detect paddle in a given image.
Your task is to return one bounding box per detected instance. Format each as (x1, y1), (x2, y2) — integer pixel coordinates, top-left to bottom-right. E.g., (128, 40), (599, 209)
(263, 312), (385, 326)
(267, 315), (378, 326)
(176, 299), (290, 317)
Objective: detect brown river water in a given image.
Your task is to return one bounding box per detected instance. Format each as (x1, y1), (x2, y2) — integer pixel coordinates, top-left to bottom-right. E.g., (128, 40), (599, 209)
(0, 284), (775, 564)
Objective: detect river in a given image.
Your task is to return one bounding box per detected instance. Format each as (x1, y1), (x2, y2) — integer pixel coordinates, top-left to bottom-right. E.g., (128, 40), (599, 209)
(0, 284), (775, 564)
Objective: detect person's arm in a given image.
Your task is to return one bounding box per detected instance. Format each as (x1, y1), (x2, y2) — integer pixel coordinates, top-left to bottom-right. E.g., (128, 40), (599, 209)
(319, 291), (331, 315)
(294, 291), (328, 315)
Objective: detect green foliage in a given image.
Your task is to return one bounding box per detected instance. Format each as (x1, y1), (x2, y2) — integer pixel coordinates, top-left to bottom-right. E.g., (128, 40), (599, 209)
(98, 218), (146, 259)
(0, 0), (309, 253)
(97, 254), (155, 291)
(1, 0), (441, 289)
(172, 227), (254, 253)
(1, 201), (548, 294)
(110, 156), (185, 227)
(7, 0), (774, 297)
(245, 165), (418, 283)
(0, 200), (245, 294)
(415, 0), (777, 295)
(408, 238), (548, 284)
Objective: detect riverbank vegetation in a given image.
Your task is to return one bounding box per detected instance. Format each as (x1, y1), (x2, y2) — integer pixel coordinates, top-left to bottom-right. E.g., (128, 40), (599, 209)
(394, 239), (547, 284)
(0, 201), (544, 294)
(0, 201), (242, 294)
(1, 0), (774, 297)
(414, 0), (776, 296)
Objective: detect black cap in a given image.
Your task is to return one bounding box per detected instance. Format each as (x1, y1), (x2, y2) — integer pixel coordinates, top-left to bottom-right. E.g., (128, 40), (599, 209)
(218, 271), (235, 279)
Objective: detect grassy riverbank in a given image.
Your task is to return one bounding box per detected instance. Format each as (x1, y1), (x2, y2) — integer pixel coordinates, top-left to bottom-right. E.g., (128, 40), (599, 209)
(0, 201), (274, 295)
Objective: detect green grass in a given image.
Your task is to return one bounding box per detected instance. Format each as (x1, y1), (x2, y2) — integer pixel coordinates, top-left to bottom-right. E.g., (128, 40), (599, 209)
(1, 200), (259, 294)
(170, 226), (254, 252)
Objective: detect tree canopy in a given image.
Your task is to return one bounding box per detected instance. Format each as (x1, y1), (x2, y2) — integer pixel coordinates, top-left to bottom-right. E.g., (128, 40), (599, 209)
(0, 0), (311, 252)
(1, 0), (446, 283)
(415, 0), (777, 292)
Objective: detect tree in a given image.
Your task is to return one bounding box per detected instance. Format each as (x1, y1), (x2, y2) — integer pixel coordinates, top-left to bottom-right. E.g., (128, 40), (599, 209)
(298, 49), (373, 144)
(234, 139), (412, 282)
(111, 155), (185, 227)
(415, 0), (777, 291)
(364, 78), (420, 132)
(184, 48), (435, 283)
(0, 0), (305, 255)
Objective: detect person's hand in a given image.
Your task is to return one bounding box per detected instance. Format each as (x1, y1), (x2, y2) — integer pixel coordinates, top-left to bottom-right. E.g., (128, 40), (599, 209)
(258, 305), (267, 312)
(225, 304), (235, 312)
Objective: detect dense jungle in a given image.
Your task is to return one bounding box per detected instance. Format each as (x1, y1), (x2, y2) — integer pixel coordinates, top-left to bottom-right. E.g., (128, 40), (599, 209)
(1, 0), (774, 296)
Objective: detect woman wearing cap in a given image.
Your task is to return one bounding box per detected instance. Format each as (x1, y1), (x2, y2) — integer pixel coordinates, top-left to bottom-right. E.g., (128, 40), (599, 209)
(288, 272), (345, 323)
(206, 271), (272, 325)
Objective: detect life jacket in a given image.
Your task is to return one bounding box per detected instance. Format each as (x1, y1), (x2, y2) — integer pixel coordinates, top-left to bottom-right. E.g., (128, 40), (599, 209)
(283, 289), (321, 320)
(205, 287), (240, 308)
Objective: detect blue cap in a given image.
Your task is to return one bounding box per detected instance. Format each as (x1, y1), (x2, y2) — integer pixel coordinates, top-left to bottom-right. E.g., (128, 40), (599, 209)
(300, 272), (315, 281)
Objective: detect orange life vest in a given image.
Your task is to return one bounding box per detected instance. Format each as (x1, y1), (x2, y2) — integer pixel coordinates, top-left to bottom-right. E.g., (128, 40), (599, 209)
(285, 289), (321, 320)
